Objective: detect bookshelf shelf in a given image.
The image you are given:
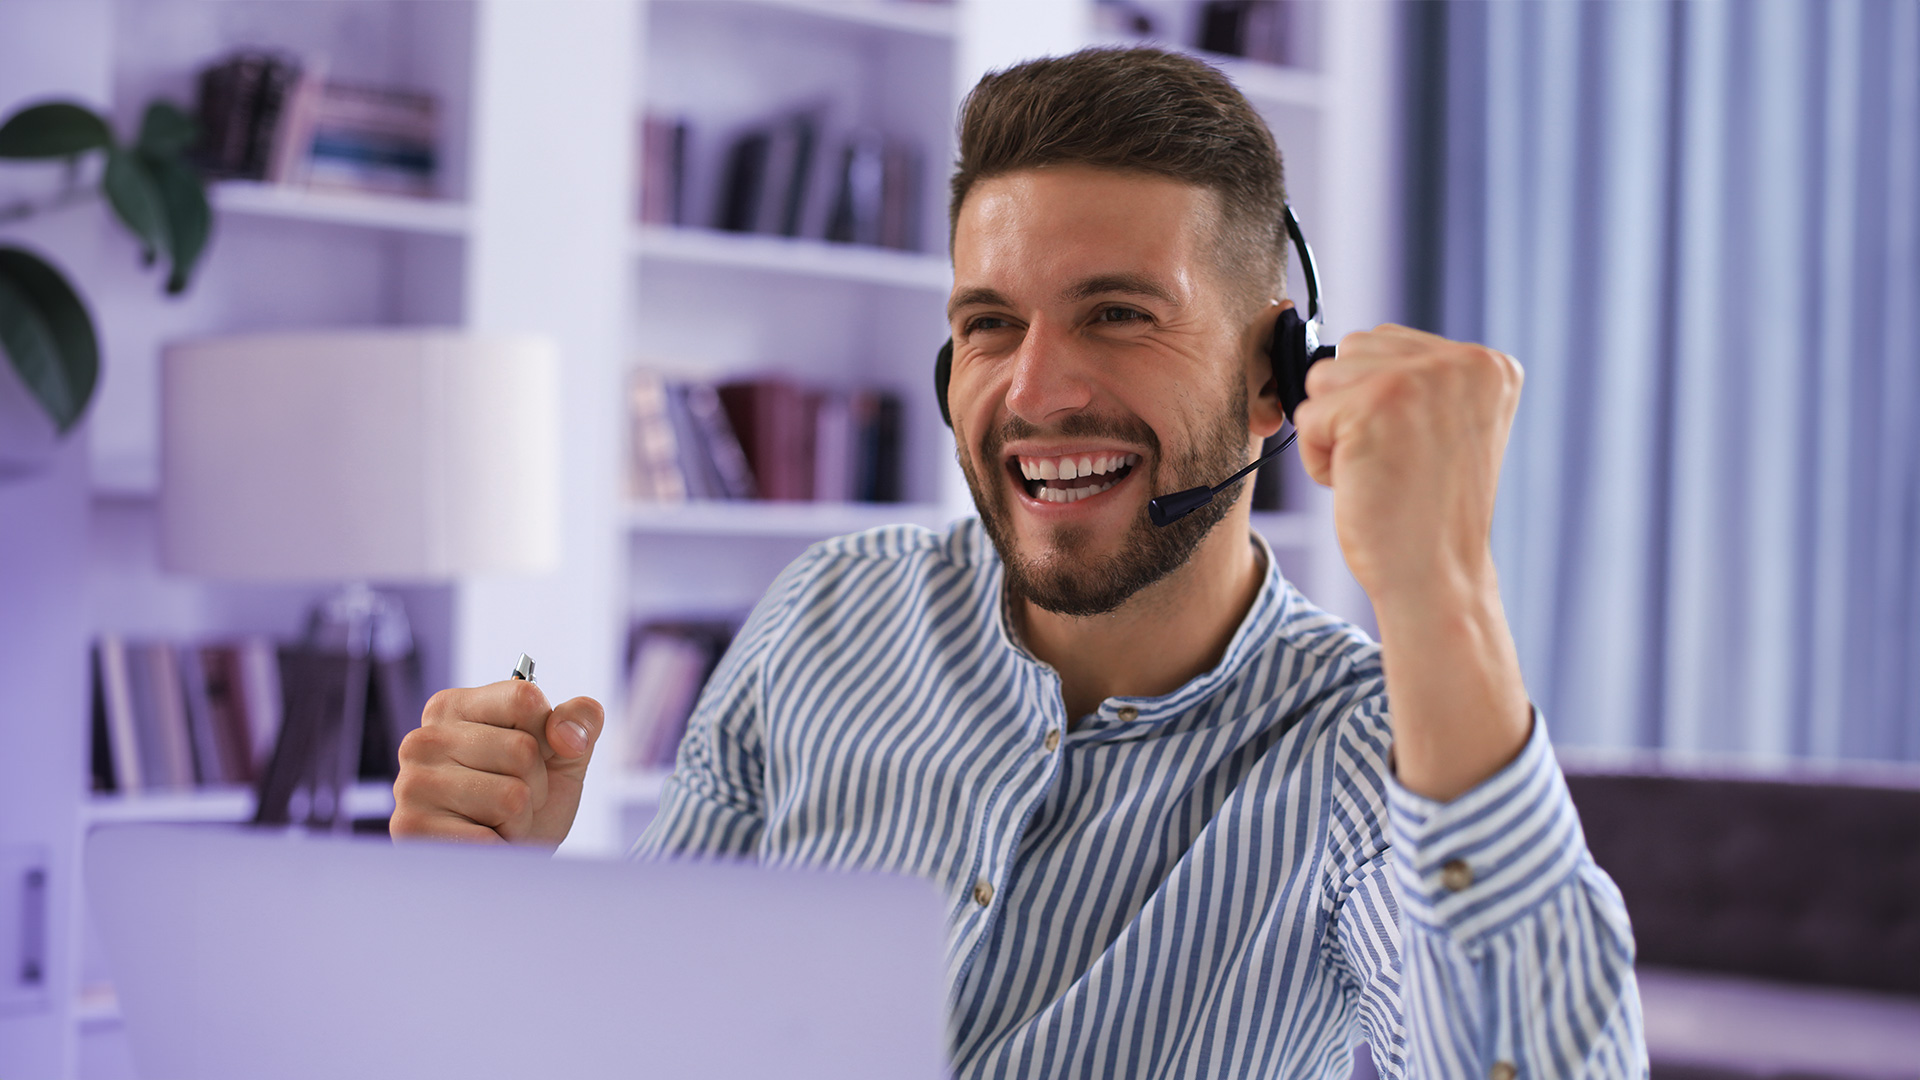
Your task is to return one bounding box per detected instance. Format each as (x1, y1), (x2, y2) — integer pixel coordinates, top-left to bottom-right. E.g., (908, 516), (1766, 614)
(631, 224), (951, 291)
(762, 0), (959, 39)
(210, 181), (472, 237)
(82, 782), (396, 827)
(1207, 54), (1322, 109)
(625, 500), (955, 539)
(1086, 36), (1323, 109)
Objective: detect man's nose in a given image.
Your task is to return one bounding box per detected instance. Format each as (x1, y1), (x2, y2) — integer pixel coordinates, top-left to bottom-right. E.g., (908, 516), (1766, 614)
(1004, 321), (1095, 424)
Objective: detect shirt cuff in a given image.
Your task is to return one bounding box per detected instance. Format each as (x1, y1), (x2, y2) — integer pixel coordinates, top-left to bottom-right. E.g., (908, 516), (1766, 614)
(1386, 709), (1589, 941)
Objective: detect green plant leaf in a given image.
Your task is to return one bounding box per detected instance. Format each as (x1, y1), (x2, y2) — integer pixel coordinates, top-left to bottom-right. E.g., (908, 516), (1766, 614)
(0, 101), (112, 159)
(0, 247), (100, 433)
(103, 145), (170, 267)
(136, 101), (197, 159)
(143, 153), (211, 294)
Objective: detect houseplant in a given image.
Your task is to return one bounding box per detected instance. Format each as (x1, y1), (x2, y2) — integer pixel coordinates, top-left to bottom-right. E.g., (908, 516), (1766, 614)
(0, 98), (211, 459)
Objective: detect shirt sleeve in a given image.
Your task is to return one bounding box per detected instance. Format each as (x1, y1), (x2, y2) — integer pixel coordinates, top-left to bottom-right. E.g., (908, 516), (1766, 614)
(1337, 710), (1649, 1079)
(627, 544), (826, 861)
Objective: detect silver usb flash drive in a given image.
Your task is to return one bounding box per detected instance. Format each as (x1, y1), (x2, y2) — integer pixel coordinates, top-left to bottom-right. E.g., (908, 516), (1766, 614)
(511, 653), (536, 684)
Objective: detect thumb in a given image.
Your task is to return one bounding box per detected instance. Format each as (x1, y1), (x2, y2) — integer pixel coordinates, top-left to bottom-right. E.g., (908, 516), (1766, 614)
(543, 696), (604, 775)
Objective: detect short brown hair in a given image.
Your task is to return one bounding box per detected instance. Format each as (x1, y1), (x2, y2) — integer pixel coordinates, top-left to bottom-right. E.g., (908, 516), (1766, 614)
(949, 47), (1287, 301)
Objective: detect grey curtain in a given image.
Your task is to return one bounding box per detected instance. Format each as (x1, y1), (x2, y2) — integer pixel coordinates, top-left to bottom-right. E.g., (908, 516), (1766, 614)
(1407, 0), (1920, 760)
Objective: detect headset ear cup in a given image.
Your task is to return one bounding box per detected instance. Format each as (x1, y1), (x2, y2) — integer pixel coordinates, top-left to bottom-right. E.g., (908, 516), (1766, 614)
(1271, 309), (1310, 423)
(935, 339), (954, 429)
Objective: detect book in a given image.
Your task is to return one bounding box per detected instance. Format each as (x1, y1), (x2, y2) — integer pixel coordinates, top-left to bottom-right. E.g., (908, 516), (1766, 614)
(683, 383), (758, 500)
(302, 82), (438, 197)
(94, 636), (142, 793)
(194, 52), (289, 180)
(715, 128), (771, 233)
(638, 113), (689, 226)
(628, 373), (902, 506)
(90, 635), (292, 794)
(627, 371), (689, 502)
(1197, 1), (1298, 65)
(621, 622), (735, 771)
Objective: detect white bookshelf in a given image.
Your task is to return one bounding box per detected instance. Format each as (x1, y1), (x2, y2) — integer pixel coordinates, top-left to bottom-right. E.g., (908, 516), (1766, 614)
(81, 783), (396, 827)
(211, 181), (473, 237)
(625, 499), (953, 538)
(632, 224), (951, 291)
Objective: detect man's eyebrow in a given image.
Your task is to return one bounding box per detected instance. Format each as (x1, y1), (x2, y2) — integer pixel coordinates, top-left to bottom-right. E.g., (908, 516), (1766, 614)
(947, 275), (1181, 322)
(1063, 273), (1180, 306)
(948, 286), (1011, 322)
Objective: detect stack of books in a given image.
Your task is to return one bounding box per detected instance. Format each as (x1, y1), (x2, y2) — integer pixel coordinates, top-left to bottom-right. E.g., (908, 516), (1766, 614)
(621, 621), (736, 772)
(195, 51), (440, 197)
(637, 108), (924, 252)
(627, 371), (903, 505)
(90, 636), (283, 793)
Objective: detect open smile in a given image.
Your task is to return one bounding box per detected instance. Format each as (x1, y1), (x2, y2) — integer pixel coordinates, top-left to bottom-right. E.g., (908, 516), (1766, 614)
(1006, 451), (1142, 506)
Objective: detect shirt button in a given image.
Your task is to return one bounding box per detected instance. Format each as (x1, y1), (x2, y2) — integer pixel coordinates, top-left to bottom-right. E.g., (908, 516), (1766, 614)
(972, 879), (994, 907)
(1490, 1062), (1517, 1080)
(1043, 728), (1061, 752)
(1441, 859), (1474, 892)
(1115, 705), (1139, 721)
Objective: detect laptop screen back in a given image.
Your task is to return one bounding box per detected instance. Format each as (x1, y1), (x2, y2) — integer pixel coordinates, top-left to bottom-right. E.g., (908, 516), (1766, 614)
(86, 825), (948, 1080)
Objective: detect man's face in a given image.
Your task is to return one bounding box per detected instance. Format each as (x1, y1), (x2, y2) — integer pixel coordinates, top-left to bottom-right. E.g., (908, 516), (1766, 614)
(947, 166), (1263, 617)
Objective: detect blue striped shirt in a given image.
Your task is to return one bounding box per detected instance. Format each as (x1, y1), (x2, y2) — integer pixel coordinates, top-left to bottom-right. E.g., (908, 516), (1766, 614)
(634, 518), (1646, 1078)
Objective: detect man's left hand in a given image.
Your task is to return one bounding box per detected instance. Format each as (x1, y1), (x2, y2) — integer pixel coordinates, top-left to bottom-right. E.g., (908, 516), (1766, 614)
(1289, 323), (1532, 802)
(1291, 323), (1522, 610)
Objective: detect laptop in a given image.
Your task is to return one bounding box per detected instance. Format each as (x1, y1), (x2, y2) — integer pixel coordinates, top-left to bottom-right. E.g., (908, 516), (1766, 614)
(86, 825), (949, 1079)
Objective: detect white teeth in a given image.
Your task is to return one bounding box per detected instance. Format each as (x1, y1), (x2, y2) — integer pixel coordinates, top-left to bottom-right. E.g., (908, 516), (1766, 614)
(1038, 479), (1117, 503)
(1015, 451), (1142, 479)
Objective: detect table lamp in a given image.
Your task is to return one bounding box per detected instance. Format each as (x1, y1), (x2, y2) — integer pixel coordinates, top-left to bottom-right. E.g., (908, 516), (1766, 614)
(159, 329), (560, 830)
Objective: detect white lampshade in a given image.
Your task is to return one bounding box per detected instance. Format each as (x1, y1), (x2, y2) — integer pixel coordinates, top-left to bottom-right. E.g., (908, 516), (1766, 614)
(160, 330), (561, 582)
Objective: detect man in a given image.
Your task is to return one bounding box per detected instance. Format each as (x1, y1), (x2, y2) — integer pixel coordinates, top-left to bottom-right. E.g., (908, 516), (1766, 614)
(393, 48), (1645, 1078)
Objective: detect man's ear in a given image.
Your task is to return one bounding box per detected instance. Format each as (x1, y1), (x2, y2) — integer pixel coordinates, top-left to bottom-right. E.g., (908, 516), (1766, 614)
(1247, 299), (1289, 439)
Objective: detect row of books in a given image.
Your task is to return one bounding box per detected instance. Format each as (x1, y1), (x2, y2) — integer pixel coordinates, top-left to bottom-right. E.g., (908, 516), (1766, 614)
(639, 110), (925, 252)
(90, 636), (283, 794)
(196, 51), (440, 197)
(621, 621), (736, 772)
(1096, 1), (1302, 67)
(627, 372), (904, 504)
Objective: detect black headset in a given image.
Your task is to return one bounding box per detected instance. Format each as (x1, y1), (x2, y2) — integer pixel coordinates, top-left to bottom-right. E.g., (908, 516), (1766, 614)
(934, 203), (1336, 526)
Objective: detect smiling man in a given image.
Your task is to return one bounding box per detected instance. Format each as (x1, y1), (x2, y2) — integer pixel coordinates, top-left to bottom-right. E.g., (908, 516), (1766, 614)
(393, 48), (1645, 1078)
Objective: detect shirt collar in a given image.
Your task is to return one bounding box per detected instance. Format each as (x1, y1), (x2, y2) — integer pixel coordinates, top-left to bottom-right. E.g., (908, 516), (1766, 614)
(985, 524), (1292, 731)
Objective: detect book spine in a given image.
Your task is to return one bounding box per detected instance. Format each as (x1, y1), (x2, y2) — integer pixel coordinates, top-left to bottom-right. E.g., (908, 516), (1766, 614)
(97, 636), (143, 793)
(147, 642), (197, 790)
(684, 383), (757, 500)
(201, 645), (257, 784)
(177, 645), (229, 786)
(236, 637), (285, 780)
(627, 371), (689, 502)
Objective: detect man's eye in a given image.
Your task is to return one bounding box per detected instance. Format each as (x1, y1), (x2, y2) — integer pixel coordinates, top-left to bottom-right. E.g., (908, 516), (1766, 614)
(1096, 307), (1149, 324)
(964, 316), (1011, 335)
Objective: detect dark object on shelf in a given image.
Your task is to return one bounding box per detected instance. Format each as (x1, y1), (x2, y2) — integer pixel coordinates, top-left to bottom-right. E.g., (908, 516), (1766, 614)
(89, 635), (282, 793)
(194, 51), (296, 180)
(1196, 1), (1296, 65)
(621, 620), (737, 771)
(253, 588), (422, 831)
(638, 113), (689, 226)
(826, 130), (921, 252)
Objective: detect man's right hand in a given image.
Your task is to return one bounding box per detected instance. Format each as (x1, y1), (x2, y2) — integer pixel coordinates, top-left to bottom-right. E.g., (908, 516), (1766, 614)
(390, 679), (605, 848)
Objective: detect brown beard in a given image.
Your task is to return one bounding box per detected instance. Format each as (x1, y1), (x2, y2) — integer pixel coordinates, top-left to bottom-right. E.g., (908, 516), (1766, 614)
(957, 373), (1252, 617)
